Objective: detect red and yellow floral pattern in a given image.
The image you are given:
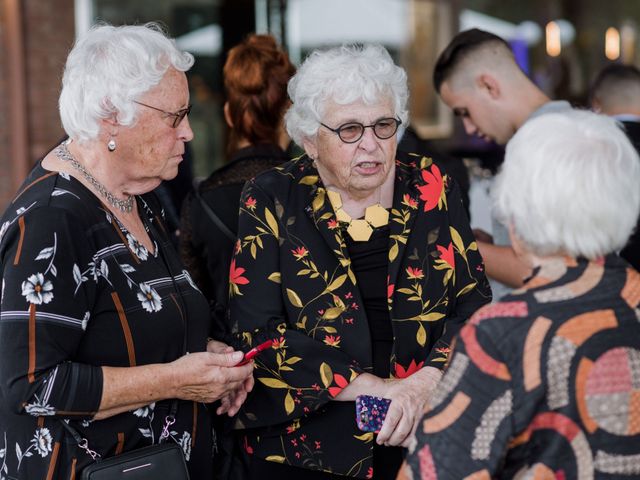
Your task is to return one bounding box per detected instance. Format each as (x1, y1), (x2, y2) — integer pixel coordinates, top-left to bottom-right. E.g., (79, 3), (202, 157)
(228, 151), (490, 477)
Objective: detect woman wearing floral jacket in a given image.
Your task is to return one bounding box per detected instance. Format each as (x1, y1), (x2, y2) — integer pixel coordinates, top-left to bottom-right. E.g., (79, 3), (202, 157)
(227, 44), (491, 479)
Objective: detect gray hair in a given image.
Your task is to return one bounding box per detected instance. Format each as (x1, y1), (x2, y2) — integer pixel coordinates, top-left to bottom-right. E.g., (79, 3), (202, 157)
(285, 44), (409, 147)
(493, 110), (640, 259)
(59, 23), (194, 142)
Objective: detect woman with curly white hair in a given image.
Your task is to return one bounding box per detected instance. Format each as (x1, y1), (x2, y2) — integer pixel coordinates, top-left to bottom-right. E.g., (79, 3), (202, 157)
(401, 109), (640, 479)
(226, 43), (490, 479)
(0, 23), (253, 479)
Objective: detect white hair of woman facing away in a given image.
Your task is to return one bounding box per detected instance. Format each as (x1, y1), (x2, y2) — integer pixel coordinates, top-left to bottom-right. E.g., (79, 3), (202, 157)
(0, 23), (253, 480)
(400, 110), (640, 480)
(494, 110), (640, 259)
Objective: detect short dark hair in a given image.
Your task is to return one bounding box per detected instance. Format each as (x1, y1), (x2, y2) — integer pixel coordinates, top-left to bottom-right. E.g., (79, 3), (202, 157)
(433, 28), (510, 93)
(589, 63), (640, 104)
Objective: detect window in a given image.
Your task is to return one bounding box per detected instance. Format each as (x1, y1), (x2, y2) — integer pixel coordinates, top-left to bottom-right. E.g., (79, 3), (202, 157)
(78, 0), (238, 178)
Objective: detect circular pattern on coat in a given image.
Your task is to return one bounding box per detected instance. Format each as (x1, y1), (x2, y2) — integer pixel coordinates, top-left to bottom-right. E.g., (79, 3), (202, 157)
(585, 347), (640, 435)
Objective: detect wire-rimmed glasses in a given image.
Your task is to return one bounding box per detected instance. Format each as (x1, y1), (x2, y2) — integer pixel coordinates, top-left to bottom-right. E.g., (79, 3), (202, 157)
(134, 100), (192, 128)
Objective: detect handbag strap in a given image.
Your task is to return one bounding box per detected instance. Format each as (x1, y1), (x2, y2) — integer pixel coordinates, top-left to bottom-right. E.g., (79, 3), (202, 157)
(60, 396), (179, 461)
(59, 419), (100, 460)
(193, 187), (236, 242)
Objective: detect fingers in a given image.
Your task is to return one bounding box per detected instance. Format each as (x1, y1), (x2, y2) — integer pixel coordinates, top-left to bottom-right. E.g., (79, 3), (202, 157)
(232, 386), (249, 408)
(386, 419), (414, 446)
(215, 384), (250, 416)
(220, 378), (252, 416)
(206, 339), (234, 354)
(190, 352), (254, 385)
(375, 374), (436, 445)
(376, 400), (417, 447)
(217, 396), (232, 416)
(382, 415), (414, 446)
(203, 352), (255, 382)
(208, 350), (245, 367)
(172, 352), (254, 403)
(376, 402), (400, 444)
(226, 389), (248, 417)
(222, 376), (254, 416)
(387, 410), (417, 447)
(243, 375), (255, 393)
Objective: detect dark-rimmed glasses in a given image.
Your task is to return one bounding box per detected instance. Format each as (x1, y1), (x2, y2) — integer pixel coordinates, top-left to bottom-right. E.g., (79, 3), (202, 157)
(320, 117), (401, 143)
(134, 100), (192, 128)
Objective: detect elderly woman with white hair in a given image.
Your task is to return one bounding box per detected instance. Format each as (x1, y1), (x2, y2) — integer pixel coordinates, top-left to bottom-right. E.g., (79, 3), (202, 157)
(400, 110), (640, 480)
(0, 23), (254, 479)
(226, 44), (490, 479)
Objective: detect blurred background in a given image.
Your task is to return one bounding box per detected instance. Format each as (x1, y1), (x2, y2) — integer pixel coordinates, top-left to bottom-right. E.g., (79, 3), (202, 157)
(1, 0), (639, 210)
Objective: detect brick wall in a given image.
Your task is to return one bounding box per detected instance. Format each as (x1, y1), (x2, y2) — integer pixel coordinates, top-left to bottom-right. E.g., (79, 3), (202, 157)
(0, 4), (12, 208)
(23, 0), (75, 160)
(0, 0), (74, 209)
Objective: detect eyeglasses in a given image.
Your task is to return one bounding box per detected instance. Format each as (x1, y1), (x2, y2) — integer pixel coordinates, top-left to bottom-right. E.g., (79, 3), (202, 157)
(320, 117), (401, 143)
(134, 100), (192, 128)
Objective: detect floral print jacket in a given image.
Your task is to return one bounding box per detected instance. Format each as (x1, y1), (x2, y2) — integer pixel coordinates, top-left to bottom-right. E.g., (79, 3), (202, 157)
(227, 151), (491, 478)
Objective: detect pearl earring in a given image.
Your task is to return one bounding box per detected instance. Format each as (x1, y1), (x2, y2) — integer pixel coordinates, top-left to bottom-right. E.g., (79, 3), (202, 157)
(107, 138), (116, 152)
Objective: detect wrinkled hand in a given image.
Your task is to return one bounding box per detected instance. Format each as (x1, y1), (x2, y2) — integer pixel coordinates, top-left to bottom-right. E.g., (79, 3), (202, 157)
(376, 367), (442, 447)
(206, 339), (255, 415)
(206, 339), (233, 354)
(217, 374), (255, 416)
(170, 350), (254, 404)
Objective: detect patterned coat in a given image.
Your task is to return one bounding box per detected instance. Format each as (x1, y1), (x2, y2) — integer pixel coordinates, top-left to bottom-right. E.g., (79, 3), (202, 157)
(227, 151), (491, 477)
(0, 164), (213, 479)
(402, 255), (640, 479)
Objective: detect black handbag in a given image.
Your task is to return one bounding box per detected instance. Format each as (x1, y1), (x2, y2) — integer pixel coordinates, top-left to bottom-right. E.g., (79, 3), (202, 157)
(60, 395), (190, 480)
(61, 387), (190, 480)
(79, 442), (189, 480)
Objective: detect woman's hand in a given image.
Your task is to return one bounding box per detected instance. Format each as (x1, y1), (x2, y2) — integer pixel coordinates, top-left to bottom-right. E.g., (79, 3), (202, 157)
(169, 351), (254, 404)
(216, 374), (255, 416)
(97, 350), (253, 420)
(376, 367), (442, 447)
(206, 339), (255, 415)
(206, 338), (233, 354)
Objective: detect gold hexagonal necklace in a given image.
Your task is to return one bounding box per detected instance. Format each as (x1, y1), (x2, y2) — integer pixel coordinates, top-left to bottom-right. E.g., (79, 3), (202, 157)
(326, 189), (389, 242)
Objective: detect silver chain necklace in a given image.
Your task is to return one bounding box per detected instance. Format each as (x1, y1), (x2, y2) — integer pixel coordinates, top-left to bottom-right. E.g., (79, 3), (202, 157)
(54, 141), (134, 213)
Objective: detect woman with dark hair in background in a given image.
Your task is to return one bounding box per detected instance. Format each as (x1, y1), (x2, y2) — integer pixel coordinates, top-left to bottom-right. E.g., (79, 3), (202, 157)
(180, 34), (295, 339)
(180, 34), (295, 480)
